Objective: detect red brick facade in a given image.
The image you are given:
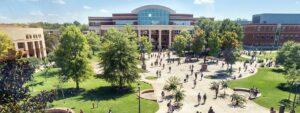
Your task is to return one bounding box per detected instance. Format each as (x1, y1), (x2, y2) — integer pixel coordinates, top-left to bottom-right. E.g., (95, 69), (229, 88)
(243, 24), (300, 46)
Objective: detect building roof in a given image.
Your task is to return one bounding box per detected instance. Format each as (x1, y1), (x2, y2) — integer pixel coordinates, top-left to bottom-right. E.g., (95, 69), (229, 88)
(131, 5), (176, 14)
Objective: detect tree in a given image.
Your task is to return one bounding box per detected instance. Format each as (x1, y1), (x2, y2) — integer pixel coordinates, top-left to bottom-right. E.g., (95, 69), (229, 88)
(174, 88), (185, 102)
(86, 32), (101, 55)
(44, 33), (59, 53)
(163, 76), (181, 93)
(0, 58), (55, 113)
(220, 81), (229, 96)
(230, 93), (247, 107)
(172, 35), (187, 56)
(179, 30), (192, 51)
(140, 36), (153, 55)
(124, 25), (138, 43)
(99, 28), (140, 88)
(286, 64), (300, 100)
(276, 41), (300, 70)
(195, 17), (216, 63)
(221, 32), (241, 73)
(219, 19), (244, 41)
(210, 81), (220, 99)
(192, 27), (205, 59)
(54, 25), (93, 90)
(0, 32), (13, 60)
(208, 31), (221, 57)
(73, 21), (81, 26)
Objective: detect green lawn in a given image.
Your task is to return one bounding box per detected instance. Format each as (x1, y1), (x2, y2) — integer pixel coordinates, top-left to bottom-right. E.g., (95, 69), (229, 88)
(256, 51), (277, 60)
(28, 68), (159, 113)
(238, 56), (251, 62)
(229, 68), (299, 111)
(145, 76), (158, 80)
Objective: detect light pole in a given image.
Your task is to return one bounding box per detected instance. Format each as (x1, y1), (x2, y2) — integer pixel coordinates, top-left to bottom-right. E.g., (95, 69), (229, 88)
(140, 41), (146, 70)
(291, 82), (300, 113)
(138, 83), (141, 113)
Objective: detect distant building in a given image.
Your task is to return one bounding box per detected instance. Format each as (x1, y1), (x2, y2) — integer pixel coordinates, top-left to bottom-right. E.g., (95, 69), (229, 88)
(236, 19), (252, 25)
(243, 24), (300, 49)
(253, 13), (300, 24)
(89, 5), (213, 50)
(0, 25), (47, 58)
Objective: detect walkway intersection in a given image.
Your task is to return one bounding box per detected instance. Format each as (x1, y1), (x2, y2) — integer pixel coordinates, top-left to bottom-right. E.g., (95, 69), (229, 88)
(141, 52), (269, 113)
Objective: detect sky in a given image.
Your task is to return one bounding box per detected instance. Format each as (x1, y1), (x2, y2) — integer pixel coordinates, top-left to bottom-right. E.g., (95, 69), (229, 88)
(0, 0), (300, 24)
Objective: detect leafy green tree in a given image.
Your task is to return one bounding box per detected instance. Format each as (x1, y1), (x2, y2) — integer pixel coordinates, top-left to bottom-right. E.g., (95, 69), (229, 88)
(54, 25), (93, 90)
(99, 28), (140, 88)
(194, 17), (216, 63)
(286, 64), (300, 100)
(44, 33), (59, 53)
(73, 20), (81, 26)
(0, 32), (13, 60)
(124, 25), (138, 43)
(0, 58), (55, 113)
(208, 31), (221, 57)
(173, 35), (187, 56)
(219, 19), (244, 41)
(86, 32), (101, 55)
(179, 30), (192, 51)
(276, 41), (300, 70)
(140, 36), (153, 55)
(221, 32), (241, 73)
(192, 28), (205, 59)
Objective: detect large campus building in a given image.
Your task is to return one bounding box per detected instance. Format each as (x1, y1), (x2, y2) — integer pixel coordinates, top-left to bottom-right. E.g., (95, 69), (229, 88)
(89, 5), (212, 50)
(0, 25), (47, 59)
(243, 14), (300, 49)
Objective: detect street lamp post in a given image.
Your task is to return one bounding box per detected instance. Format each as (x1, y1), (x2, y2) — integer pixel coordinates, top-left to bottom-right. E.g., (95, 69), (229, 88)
(138, 83), (141, 113)
(291, 82), (300, 113)
(140, 42), (146, 70)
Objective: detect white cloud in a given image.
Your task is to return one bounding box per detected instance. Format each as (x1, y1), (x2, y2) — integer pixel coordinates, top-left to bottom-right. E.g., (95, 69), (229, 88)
(29, 11), (44, 16)
(83, 5), (92, 9)
(194, 0), (215, 4)
(0, 16), (8, 20)
(53, 0), (65, 5)
(100, 9), (108, 13)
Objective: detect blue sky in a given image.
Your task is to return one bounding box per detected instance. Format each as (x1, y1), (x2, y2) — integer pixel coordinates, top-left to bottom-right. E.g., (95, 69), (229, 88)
(0, 0), (300, 24)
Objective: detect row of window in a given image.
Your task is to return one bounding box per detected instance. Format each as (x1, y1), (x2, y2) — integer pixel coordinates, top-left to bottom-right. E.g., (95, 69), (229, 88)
(26, 34), (42, 39)
(249, 26), (300, 32)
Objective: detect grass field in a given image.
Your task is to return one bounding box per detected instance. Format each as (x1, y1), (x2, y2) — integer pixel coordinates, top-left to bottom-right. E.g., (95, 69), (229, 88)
(145, 76), (158, 80)
(229, 68), (299, 111)
(28, 68), (159, 113)
(256, 51), (277, 60)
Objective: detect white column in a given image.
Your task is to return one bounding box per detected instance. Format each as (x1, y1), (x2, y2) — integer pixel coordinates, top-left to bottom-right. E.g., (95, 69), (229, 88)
(32, 41), (37, 58)
(42, 40), (47, 58)
(138, 30), (141, 41)
(158, 30), (162, 50)
(148, 30), (151, 42)
(37, 41), (42, 59)
(14, 42), (18, 50)
(24, 42), (29, 58)
(168, 30), (172, 49)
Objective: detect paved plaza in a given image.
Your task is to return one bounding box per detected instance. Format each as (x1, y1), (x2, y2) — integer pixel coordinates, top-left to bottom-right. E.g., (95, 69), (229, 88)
(140, 52), (269, 113)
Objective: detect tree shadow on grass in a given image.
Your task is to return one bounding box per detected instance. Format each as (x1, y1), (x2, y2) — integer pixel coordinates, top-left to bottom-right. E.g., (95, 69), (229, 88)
(271, 68), (285, 74)
(277, 83), (300, 93)
(54, 88), (85, 101)
(79, 86), (134, 101)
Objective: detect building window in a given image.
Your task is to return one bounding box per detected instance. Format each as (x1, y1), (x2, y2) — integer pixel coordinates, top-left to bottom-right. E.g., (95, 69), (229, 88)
(172, 21), (191, 25)
(38, 34), (41, 38)
(115, 20), (135, 25)
(138, 8), (170, 25)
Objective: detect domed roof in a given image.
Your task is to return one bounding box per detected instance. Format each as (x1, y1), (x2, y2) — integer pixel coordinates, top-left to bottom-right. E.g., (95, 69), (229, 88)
(131, 5), (176, 14)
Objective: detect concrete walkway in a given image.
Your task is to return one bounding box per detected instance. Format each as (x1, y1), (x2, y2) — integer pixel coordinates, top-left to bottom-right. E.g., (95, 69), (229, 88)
(141, 52), (269, 113)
